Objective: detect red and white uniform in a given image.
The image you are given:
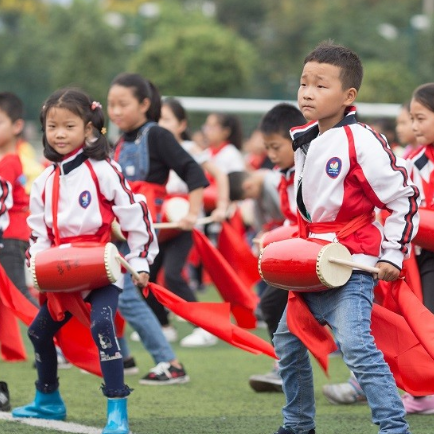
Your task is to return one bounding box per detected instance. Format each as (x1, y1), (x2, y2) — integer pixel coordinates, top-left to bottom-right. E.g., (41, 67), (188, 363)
(203, 141), (245, 174)
(27, 149), (158, 274)
(278, 167), (297, 226)
(291, 107), (419, 270)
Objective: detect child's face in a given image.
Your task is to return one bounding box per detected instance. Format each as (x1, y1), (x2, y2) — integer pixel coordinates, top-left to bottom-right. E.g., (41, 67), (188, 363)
(396, 107), (416, 146)
(298, 61), (356, 133)
(263, 133), (294, 169)
(0, 109), (21, 149)
(107, 84), (149, 132)
(159, 105), (187, 142)
(45, 107), (91, 156)
(410, 99), (434, 145)
(203, 114), (229, 146)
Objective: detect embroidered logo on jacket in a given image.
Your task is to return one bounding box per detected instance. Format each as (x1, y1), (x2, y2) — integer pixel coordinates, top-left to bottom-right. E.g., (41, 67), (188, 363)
(79, 191), (91, 208)
(325, 157), (342, 178)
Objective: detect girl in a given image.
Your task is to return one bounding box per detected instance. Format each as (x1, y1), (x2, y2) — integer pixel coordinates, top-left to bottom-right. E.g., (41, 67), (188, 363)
(157, 97), (229, 347)
(107, 73), (209, 380)
(404, 82), (434, 414)
(396, 101), (421, 159)
(12, 88), (156, 434)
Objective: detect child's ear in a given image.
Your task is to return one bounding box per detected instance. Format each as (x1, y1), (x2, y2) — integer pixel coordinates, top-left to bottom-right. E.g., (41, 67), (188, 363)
(84, 121), (94, 138)
(345, 88), (358, 106)
(12, 119), (25, 137)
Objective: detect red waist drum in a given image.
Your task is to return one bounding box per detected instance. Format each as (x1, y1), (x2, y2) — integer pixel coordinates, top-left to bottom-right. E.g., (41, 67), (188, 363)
(30, 242), (121, 293)
(413, 208), (434, 252)
(260, 225), (299, 249)
(258, 238), (353, 292)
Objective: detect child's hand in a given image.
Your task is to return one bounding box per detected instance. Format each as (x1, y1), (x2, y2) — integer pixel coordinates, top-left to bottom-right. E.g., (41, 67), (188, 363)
(374, 261), (400, 282)
(210, 207), (227, 223)
(178, 213), (198, 231)
(132, 271), (150, 289)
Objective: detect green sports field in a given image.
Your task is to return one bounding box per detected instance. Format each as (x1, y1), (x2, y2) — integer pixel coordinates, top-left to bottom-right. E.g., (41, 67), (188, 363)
(1, 286), (433, 434)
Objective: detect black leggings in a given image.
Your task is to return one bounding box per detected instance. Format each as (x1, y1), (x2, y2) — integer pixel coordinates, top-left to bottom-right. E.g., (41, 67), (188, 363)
(28, 284), (130, 397)
(417, 248), (434, 314)
(259, 285), (288, 342)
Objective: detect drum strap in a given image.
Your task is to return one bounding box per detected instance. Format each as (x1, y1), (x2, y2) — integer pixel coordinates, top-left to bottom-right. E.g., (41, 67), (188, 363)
(306, 212), (375, 240)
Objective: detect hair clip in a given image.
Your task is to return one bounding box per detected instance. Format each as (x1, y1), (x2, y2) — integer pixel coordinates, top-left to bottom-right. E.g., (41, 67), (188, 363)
(101, 127), (107, 135)
(91, 101), (102, 111)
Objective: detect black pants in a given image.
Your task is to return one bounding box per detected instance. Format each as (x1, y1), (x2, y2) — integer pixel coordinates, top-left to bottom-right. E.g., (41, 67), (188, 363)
(259, 284), (288, 342)
(416, 248), (434, 314)
(146, 230), (197, 326)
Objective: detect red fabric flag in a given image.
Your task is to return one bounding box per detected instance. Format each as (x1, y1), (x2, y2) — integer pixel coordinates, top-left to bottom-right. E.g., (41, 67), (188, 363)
(192, 229), (259, 328)
(287, 292), (337, 375)
(228, 207), (246, 237)
(145, 282), (276, 358)
(217, 221), (260, 290)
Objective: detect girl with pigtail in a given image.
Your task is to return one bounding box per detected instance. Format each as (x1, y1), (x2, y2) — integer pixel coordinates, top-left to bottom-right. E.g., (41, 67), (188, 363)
(12, 87), (158, 434)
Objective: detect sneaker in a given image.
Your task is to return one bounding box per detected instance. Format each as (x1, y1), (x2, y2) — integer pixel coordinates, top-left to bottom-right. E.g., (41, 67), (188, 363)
(273, 427), (315, 434)
(56, 347), (72, 370)
(180, 328), (218, 348)
(123, 357), (139, 375)
(402, 393), (434, 414)
(139, 362), (190, 385)
(162, 325), (178, 343)
(0, 381), (10, 412)
(130, 331), (140, 342)
(249, 363), (283, 393)
(322, 374), (367, 405)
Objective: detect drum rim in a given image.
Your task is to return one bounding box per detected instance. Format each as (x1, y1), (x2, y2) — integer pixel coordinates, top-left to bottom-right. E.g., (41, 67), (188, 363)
(316, 242), (352, 288)
(104, 242), (121, 283)
(30, 255), (41, 291)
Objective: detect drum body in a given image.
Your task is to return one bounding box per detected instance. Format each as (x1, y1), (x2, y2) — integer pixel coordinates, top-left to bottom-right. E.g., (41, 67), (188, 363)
(413, 208), (434, 252)
(30, 242), (121, 293)
(158, 196), (189, 243)
(258, 238), (353, 292)
(260, 225), (299, 249)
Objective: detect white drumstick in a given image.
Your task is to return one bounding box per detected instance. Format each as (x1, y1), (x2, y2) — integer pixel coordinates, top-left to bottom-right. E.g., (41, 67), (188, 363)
(328, 257), (380, 274)
(153, 215), (215, 230)
(115, 254), (141, 280)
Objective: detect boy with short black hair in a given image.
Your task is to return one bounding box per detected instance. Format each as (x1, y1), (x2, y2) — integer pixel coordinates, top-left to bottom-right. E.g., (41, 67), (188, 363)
(272, 41), (419, 434)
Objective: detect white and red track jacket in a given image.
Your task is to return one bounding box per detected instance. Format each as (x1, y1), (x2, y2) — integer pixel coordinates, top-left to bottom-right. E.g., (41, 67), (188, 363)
(27, 149), (158, 274)
(0, 177), (12, 233)
(290, 107), (420, 270)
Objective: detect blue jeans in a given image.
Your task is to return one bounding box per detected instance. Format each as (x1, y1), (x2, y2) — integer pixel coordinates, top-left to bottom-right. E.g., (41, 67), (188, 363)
(273, 273), (410, 434)
(117, 243), (176, 364)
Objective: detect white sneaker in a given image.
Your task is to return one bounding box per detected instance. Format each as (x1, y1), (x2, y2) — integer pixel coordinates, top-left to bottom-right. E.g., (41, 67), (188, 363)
(322, 378), (367, 405)
(130, 331), (140, 342)
(180, 328), (218, 348)
(162, 325), (178, 343)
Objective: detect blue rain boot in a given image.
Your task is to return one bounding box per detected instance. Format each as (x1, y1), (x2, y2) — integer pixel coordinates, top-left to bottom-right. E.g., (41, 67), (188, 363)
(102, 397), (130, 434)
(12, 389), (66, 420)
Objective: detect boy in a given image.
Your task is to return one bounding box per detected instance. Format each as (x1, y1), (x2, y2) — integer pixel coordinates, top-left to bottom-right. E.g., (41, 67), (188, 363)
(239, 103), (306, 393)
(272, 41), (419, 434)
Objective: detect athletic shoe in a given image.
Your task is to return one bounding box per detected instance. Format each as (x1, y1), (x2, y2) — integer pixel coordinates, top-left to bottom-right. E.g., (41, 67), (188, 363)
(249, 363), (283, 392)
(402, 393), (434, 414)
(179, 328), (218, 347)
(139, 362), (190, 385)
(273, 427), (315, 434)
(56, 347), (72, 370)
(322, 374), (367, 405)
(162, 325), (178, 343)
(0, 381), (10, 411)
(130, 331), (140, 342)
(123, 357), (139, 375)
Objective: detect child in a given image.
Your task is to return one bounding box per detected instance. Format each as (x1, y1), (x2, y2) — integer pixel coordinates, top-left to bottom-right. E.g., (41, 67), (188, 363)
(272, 41), (419, 434)
(401, 82), (434, 414)
(12, 88), (156, 434)
(156, 97), (229, 347)
(397, 102), (422, 159)
(108, 73), (208, 381)
(0, 92), (37, 306)
(244, 103), (306, 393)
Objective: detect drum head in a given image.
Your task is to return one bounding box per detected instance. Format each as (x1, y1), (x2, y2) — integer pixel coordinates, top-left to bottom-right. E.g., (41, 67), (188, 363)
(317, 243), (353, 288)
(165, 197), (189, 222)
(105, 242), (122, 283)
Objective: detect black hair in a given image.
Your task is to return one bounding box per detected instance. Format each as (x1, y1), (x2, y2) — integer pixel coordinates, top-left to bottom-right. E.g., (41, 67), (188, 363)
(228, 171), (250, 201)
(304, 40), (363, 91)
(259, 103), (306, 139)
(162, 97), (191, 140)
(0, 92), (24, 122)
(212, 113), (243, 150)
(412, 83), (434, 113)
(40, 87), (111, 162)
(110, 72), (162, 122)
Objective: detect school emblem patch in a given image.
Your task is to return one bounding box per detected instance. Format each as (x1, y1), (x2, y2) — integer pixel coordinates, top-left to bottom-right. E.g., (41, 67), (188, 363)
(325, 157), (342, 178)
(79, 190), (91, 208)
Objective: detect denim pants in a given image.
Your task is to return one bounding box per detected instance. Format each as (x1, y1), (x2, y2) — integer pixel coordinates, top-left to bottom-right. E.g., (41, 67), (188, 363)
(117, 243), (176, 364)
(273, 273), (410, 434)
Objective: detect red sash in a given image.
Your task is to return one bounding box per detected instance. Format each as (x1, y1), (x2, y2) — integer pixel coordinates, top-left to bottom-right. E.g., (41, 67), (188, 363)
(128, 181), (166, 223)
